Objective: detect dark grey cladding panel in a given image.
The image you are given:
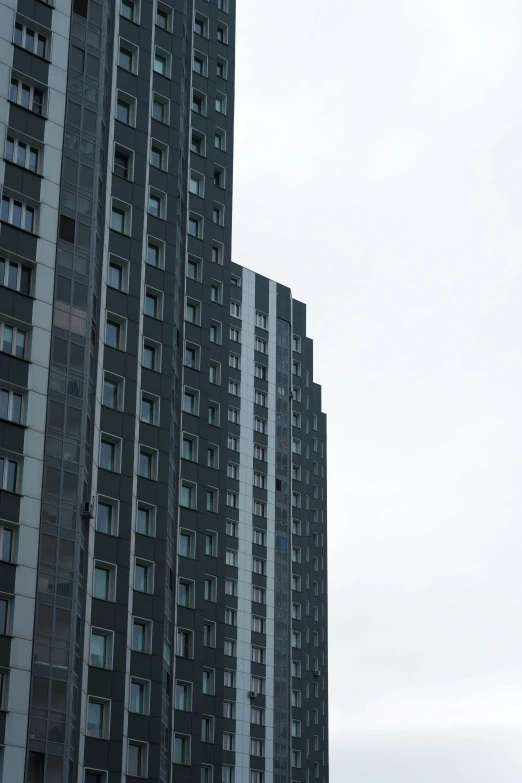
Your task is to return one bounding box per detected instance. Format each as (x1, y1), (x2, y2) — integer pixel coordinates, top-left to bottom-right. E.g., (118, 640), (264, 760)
(83, 737), (110, 771)
(0, 286), (33, 325)
(0, 222), (37, 260)
(0, 635), (11, 669)
(276, 283), (292, 321)
(0, 490), (20, 523)
(8, 104), (45, 143)
(12, 48), (49, 85)
(16, 0), (53, 27)
(0, 421), (24, 456)
(292, 298), (307, 333)
(254, 273), (269, 312)
(0, 562), (16, 594)
(3, 163), (41, 203)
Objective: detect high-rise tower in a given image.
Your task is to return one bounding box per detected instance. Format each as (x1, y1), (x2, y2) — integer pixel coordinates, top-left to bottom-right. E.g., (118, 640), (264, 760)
(0, 1), (328, 781)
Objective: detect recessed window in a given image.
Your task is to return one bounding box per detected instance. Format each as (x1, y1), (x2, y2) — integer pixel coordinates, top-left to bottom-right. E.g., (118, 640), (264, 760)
(211, 280), (222, 302)
(1, 196), (35, 232)
(0, 525), (14, 563)
(118, 41), (137, 73)
(93, 562), (116, 601)
(179, 529), (195, 558)
(224, 670), (235, 689)
(184, 342), (200, 370)
(178, 578), (194, 608)
(90, 628), (113, 668)
(128, 741), (148, 778)
(130, 678), (150, 715)
(105, 314), (126, 350)
(121, 0), (137, 21)
(180, 481), (196, 509)
(148, 189), (165, 219)
(183, 388), (199, 415)
(191, 131), (205, 155)
(96, 495), (118, 534)
(214, 130), (225, 150)
(212, 204), (223, 225)
(216, 59), (227, 79)
(187, 257), (201, 280)
(99, 435), (121, 472)
(141, 393), (159, 426)
(174, 734), (191, 765)
(256, 311), (268, 329)
(9, 78), (44, 115)
(116, 91), (135, 125)
(156, 3), (171, 29)
(145, 287), (162, 319)
(205, 532), (217, 557)
(175, 680), (192, 711)
(253, 528), (266, 546)
(223, 733), (235, 751)
(114, 147), (132, 180)
(190, 172), (204, 196)
(204, 576), (217, 601)
(138, 447), (157, 480)
(154, 48), (170, 76)
(255, 390), (267, 407)
(147, 237), (164, 268)
(182, 434), (197, 462)
(185, 298), (200, 324)
(87, 697), (110, 738)
(202, 715), (214, 743)
(217, 24), (228, 43)
(177, 628), (193, 658)
(108, 256), (126, 291)
(136, 503), (155, 536)
(215, 93), (226, 114)
(150, 140), (167, 170)
(204, 622), (216, 647)
(134, 558), (154, 593)
(201, 764), (213, 783)
(194, 15), (207, 36)
(152, 93), (169, 123)
(209, 362), (220, 385)
(5, 135), (39, 173)
(110, 200), (131, 234)
(0, 457), (18, 492)
(142, 338), (161, 371)
(206, 488), (218, 512)
(217, 0), (228, 11)
(132, 618), (152, 653)
(193, 55), (206, 75)
(208, 402), (219, 426)
(255, 337), (268, 354)
(254, 444), (266, 462)
(188, 214), (202, 238)
(14, 23), (47, 57)
(229, 380), (240, 396)
(214, 166), (225, 187)
(211, 243), (223, 264)
(0, 387), (23, 424)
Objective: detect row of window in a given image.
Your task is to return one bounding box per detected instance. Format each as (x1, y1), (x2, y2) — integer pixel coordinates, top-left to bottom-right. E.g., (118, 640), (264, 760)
(177, 576), (268, 609)
(120, 0), (230, 35)
(99, 434), (157, 478)
(84, 758), (318, 783)
(179, 526), (266, 557)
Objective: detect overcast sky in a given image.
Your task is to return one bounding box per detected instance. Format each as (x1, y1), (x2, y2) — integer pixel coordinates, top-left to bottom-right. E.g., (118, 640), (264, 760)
(233, 1), (522, 780)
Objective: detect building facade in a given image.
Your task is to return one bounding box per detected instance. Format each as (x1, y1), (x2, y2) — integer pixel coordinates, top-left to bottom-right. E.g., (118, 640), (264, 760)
(0, 0), (328, 781)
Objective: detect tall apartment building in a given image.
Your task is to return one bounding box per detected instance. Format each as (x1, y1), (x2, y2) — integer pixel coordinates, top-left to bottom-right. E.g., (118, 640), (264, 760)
(0, 0), (328, 780)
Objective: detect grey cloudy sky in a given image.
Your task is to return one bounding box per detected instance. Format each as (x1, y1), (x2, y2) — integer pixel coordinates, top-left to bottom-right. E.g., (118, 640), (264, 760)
(232, 0), (522, 780)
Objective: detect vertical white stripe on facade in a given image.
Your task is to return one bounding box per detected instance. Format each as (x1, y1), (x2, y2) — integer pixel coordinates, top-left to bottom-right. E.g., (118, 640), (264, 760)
(235, 268), (255, 783)
(265, 280), (278, 783)
(0, 0), (69, 777)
